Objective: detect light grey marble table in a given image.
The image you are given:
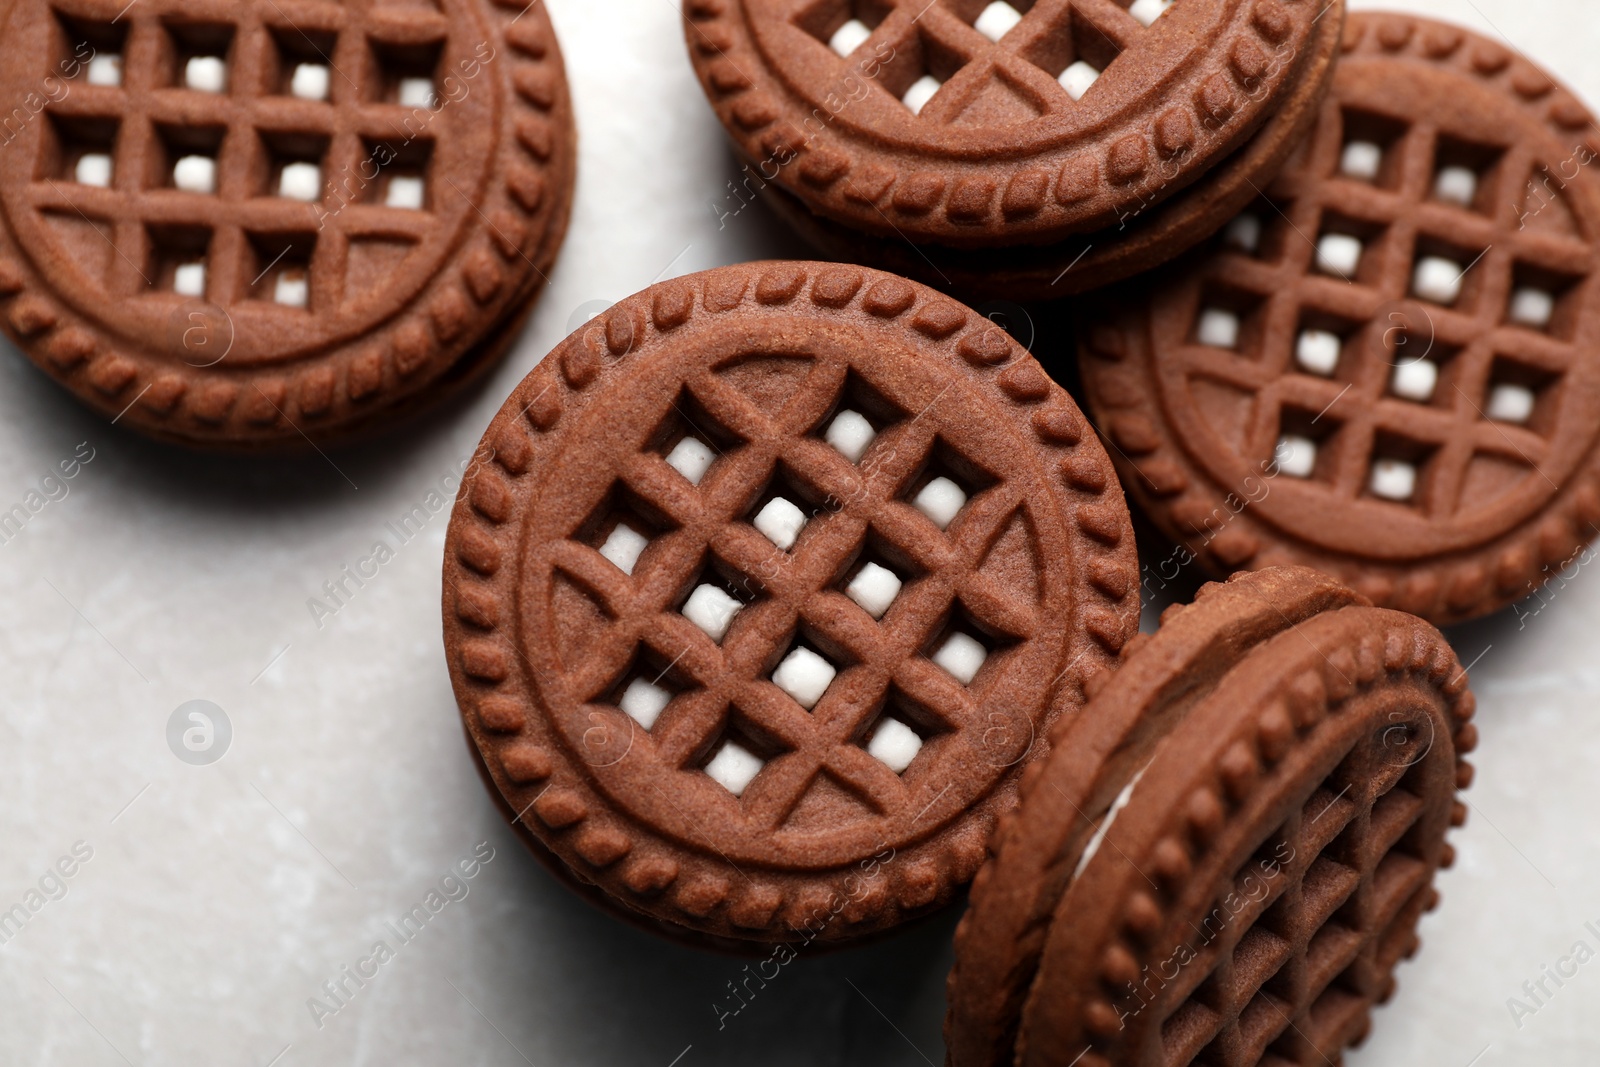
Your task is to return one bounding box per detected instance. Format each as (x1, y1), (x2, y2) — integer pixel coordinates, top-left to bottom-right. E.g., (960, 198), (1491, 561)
(1, 1), (1596, 1063)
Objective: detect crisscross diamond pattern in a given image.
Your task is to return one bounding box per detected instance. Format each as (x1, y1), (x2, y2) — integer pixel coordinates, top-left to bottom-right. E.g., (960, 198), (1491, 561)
(549, 352), (1041, 832)
(1175, 94), (1595, 522)
(24, 0), (473, 350)
(804, 0), (1160, 123)
(1157, 742), (1433, 1065)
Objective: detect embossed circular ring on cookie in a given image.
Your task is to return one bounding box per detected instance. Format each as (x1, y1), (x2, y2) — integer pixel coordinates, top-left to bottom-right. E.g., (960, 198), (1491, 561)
(1079, 12), (1600, 623)
(945, 566), (1477, 1067)
(683, 0), (1343, 296)
(0, 0), (575, 448)
(442, 261), (1139, 944)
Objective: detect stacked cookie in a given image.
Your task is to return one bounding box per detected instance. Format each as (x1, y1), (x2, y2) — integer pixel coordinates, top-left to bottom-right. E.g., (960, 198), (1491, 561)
(440, 260), (1480, 1067)
(0, 0), (575, 448)
(445, 8), (1587, 1067)
(683, 0), (1344, 298)
(1078, 13), (1600, 624)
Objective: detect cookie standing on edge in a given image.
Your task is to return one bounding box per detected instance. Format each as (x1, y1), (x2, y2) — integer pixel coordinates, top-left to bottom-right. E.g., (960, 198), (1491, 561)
(683, 0), (1343, 298)
(0, 0), (575, 448)
(945, 566), (1477, 1067)
(442, 262), (1139, 945)
(1079, 12), (1600, 623)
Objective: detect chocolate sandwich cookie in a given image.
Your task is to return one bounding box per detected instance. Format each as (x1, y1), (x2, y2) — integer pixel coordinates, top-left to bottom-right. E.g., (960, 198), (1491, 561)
(945, 566), (1477, 1067)
(442, 261), (1139, 944)
(1078, 12), (1600, 623)
(683, 0), (1342, 297)
(0, 0), (574, 448)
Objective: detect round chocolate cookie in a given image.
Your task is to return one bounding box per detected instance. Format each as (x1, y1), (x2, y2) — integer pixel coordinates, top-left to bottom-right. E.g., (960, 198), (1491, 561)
(683, 0), (1342, 295)
(0, 0), (575, 448)
(442, 261), (1139, 944)
(945, 566), (1477, 1067)
(1078, 12), (1600, 623)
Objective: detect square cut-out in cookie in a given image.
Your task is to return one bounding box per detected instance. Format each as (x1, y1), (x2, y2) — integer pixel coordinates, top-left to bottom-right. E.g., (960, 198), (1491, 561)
(386, 174), (426, 209)
(705, 740), (764, 796)
(184, 55), (227, 93)
(247, 232), (316, 307)
(1368, 457), (1417, 501)
(1432, 165), (1477, 207)
(1431, 135), (1504, 212)
(1508, 286), (1555, 328)
(172, 261), (207, 297)
(771, 646), (837, 710)
(825, 408), (877, 463)
(147, 224), (211, 295)
(1273, 434), (1318, 479)
(398, 77), (436, 109)
(1128, 0), (1174, 26)
(74, 152), (113, 187)
(866, 717), (923, 773)
(1389, 358), (1438, 402)
(290, 62), (331, 101)
(369, 37), (444, 106)
(86, 53), (122, 86)
(845, 560), (903, 619)
(1224, 213), (1262, 254)
(1295, 329), (1342, 377)
(665, 436), (716, 484)
(155, 122), (224, 193)
(1339, 141), (1383, 182)
(162, 20), (233, 91)
(599, 522), (650, 574)
(1486, 382), (1536, 425)
(828, 18), (872, 57)
(931, 631), (988, 684)
(274, 269), (310, 307)
(902, 74), (942, 115)
(1196, 308), (1240, 350)
(1314, 233), (1363, 278)
(278, 161), (323, 202)
(683, 583), (744, 643)
(1058, 60), (1100, 101)
(173, 154), (217, 194)
(618, 676), (672, 729)
(1335, 109), (1408, 188)
(754, 496), (808, 550)
(974, 2), (1024, 42)
(1412, 255), (1466, 305)
(913, 476), (967, 529)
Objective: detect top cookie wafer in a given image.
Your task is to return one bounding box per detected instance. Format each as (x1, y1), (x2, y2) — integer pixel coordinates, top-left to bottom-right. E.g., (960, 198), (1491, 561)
(1078, 11), (1600, 623)
(442, 262), (1138, 943)
(0, 0), (574, 448)
(683, 0), (1334, 247)
(945, 566), (1477, 1067)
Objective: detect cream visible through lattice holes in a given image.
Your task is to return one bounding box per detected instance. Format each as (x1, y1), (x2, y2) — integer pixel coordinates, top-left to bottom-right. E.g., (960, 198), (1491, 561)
(1154, 728), (1438, 1065)
(10, 0), (492, 362)
(533, 345), (1061, 858)
(798, 0), (1180, 123)
(1178, 91), (1596, 531)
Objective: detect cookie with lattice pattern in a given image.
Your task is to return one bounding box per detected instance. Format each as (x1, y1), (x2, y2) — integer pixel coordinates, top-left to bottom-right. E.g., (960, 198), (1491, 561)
(442, 261), (1139, 944)
(1078, 11), (1600, 623)
(683, 0), (1342, 293)
(0, 0), (574, 448)
(945, 565), (1476, 1067)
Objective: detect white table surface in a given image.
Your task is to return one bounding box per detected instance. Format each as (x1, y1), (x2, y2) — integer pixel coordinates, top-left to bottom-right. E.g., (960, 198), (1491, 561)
(2, 1), (1598, 1063)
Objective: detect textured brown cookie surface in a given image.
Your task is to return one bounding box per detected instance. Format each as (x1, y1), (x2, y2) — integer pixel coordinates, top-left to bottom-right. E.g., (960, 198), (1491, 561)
(442, 262), (1139, 943)
(752, 0), (1342, 299)
(945, 566), (1477, 1067)
(1078, 11), (1600, 623)
(684, 0), (1339, 249)
(0, 0), (575, 448)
